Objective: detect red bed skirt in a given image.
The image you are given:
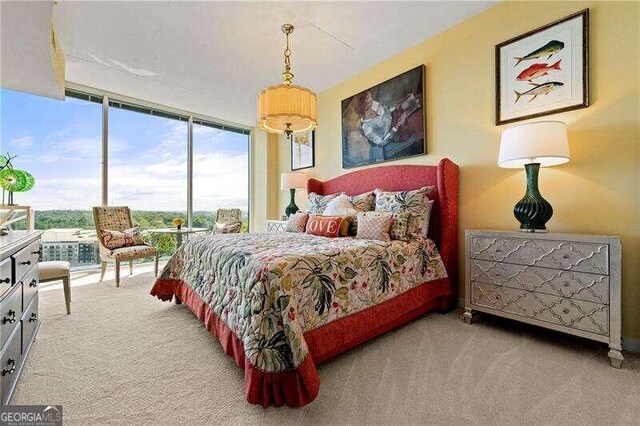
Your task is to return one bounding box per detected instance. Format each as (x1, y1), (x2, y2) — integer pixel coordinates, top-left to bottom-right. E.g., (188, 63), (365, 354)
(150, 277), (452, 407)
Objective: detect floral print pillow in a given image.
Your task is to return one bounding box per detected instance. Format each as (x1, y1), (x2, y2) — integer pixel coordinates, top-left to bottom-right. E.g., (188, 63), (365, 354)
(389, 212), (410, 241)
(349, 191), (376, 212)
(100, 225), (145, 249)
(374, 186), (434, 238)
(308, 192), (342, 214)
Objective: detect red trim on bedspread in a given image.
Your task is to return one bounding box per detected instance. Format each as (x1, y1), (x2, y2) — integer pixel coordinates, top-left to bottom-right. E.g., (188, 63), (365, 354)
(150, 277), (451, 407)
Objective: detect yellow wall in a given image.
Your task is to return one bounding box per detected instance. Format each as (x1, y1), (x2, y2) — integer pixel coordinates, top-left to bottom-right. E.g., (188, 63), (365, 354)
(273, 1), (640, 341)
(250, 129), (279, 232)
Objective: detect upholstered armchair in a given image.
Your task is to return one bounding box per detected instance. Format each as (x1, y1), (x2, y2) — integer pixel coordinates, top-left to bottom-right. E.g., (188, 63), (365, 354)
(92, 206), (159, 287)
(213, 208), (242, 234)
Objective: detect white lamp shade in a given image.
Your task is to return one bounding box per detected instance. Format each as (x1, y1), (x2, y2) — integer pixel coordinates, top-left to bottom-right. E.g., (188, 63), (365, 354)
(280, 172), (308, 190)
(257, 84), (318, 133)
(498, 121), (570, 168)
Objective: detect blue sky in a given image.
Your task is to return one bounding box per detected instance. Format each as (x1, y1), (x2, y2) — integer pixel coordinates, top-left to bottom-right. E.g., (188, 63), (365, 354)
(0, 88), (248, 211)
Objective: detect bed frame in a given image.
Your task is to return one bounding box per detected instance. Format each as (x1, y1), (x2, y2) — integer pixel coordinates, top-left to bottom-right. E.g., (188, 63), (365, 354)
(152, 158), (459, 407)
(307, 157), (459, 304)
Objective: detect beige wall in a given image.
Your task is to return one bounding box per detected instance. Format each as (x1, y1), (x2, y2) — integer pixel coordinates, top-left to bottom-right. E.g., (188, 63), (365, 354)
(272, 1), (640, 341)
(249, 129), (279, 232)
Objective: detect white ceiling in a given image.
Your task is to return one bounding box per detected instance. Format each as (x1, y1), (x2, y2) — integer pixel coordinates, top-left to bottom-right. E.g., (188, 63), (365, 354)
(55, 1), (496, 126)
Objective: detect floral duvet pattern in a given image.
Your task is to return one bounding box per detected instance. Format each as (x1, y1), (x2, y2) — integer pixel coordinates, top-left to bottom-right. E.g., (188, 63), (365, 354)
(158, 232), (447, 373)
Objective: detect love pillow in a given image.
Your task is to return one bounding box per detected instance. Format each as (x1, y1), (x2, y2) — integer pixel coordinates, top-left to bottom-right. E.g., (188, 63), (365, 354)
(305, 215), (346, 238)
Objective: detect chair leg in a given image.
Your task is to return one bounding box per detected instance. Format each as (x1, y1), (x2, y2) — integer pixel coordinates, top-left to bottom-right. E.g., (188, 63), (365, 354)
(115, 260), (121, 287)
(63, 276), (71, 314)
(154, 254), (159, 277)
(129, 259), (133, 275)
(99, 261), (107, 282)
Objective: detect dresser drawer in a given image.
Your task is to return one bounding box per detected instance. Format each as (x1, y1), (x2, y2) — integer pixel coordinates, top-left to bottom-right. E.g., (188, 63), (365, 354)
(0, 283), (22, 349)
(0, 323), (21, 405)
(21, 293), (38, 355)
(470, 282), (609, 336)
(12, 240), (41, 283)
(470, 236), (609, 275)
(20, 266), (38, 311)
(470, 259), (609, 305)
(0, 259), (11, 299)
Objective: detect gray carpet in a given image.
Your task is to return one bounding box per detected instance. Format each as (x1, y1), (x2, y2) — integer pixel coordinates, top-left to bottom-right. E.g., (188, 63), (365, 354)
(12, 272), (640, 425)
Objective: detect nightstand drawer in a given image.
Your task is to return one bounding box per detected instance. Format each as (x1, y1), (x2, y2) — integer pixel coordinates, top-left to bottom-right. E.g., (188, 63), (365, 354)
(470, 236), (609, 275)
(471, 282), (609, 336)
(470, 259), (609, 305)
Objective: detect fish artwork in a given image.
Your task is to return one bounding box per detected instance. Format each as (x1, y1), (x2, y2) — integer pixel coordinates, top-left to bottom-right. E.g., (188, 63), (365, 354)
(516, 60), (562, 81)
(514, 81), (564, 103)
(514, 40), (565, 67)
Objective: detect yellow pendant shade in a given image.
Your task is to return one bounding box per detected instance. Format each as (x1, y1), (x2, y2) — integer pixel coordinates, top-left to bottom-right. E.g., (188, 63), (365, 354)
(257, 24), (317, 135)
(257, 84), (317, 134)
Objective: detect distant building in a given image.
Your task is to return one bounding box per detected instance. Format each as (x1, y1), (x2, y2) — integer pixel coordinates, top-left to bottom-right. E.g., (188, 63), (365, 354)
(41, 228), (100, 267)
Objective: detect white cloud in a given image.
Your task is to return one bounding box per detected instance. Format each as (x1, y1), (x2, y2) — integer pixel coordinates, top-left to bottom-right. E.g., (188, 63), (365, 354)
(10, 136), (33, 148)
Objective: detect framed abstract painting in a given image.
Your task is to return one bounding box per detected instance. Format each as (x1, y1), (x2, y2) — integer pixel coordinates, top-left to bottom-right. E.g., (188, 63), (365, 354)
(341, 65), (425, 169)
(496, 9), (589, 125)
(290, 130), (314, 171)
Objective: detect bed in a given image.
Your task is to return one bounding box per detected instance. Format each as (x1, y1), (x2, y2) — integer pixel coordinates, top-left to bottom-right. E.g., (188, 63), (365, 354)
(150, 158), (459, 407)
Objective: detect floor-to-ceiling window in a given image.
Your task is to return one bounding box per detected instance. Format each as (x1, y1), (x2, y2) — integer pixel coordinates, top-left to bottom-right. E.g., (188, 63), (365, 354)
(192, 121), (249, 232)
(0, 89), (102, 269)
(0, 87), (250, 269)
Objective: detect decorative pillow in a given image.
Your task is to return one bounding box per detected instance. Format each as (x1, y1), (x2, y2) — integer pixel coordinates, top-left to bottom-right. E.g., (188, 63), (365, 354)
(389, 212), (410, 241)
(213, 222), (241, 234)
(374, 186), (434, 238)
(355, 212), (394, 242)
(305, 215), (345, 238)
(323, 194), (358, 235)
(422, 200), (435, 237)
(308, 192), (342, 214)
(100, 226), (145, 250)
(349, 191), (376, 212)
(285, 212), (309, 233)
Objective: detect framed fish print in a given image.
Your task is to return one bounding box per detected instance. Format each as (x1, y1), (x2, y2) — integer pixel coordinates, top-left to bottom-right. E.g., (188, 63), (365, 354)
(290, 130), (314, 171)
(496, 9), (589, 125)
(341, 65), (425, 169)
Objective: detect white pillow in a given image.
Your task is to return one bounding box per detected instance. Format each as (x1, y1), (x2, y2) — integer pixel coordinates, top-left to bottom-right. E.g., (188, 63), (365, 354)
(323, 194), (358, 216)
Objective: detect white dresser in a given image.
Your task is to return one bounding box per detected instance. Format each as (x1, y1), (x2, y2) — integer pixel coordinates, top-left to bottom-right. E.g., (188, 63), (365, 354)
(463, 230), (622, 368)
(0, 230), (43, 403)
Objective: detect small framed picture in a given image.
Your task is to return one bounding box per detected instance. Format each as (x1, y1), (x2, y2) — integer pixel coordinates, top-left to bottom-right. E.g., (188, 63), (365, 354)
(290, 130), (314, 171)
(496, 9), (589, 125)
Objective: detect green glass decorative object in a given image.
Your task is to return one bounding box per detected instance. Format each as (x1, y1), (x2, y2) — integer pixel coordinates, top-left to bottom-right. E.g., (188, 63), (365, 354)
(513, 163), (553, 232)
(0, 153), (36, 205)
(285, 188), (299, 217)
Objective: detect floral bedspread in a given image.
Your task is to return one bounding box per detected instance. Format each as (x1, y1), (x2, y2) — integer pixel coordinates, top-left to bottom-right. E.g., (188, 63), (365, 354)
(157, 232), (447, 373)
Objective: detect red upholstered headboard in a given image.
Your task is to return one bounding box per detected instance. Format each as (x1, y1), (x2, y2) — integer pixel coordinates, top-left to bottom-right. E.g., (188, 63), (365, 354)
(307, 158), (459, 290)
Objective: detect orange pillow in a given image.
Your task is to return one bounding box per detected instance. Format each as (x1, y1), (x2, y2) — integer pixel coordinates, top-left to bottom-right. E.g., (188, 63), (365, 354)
(305, 215), (345, 238)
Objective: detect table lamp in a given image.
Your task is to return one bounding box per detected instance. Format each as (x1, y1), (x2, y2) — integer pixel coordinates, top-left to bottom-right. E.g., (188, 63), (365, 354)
(498, 121), (570, 232)
(280, 172), (308, 217)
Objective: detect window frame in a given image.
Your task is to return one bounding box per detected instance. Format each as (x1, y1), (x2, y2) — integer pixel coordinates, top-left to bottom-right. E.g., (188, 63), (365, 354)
(65, 84), (252, 229)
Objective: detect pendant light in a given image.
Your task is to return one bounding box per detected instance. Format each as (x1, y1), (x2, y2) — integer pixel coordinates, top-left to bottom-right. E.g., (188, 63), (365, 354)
(257, 24), (317, 137)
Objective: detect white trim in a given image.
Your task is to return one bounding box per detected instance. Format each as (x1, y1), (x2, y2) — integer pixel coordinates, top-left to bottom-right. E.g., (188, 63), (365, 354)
(187, 117), (193, 228)
(101, 94), (109, 206)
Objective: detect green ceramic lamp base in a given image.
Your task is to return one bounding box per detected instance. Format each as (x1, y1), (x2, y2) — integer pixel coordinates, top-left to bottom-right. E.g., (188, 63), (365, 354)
(284, 188), (299, 217)
(514, 163), (553, 232)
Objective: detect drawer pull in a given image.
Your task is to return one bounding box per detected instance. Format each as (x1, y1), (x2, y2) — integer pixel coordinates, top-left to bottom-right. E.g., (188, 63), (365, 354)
(32, 250), (42, 255)
(2, 310), (16, 324)
(20, 260), (31, 266)
(563, 308), (570, 314)
(29, 279), (37, 288)
(29, 313), (37, 323)
(0, 278), (9, 284)
(1, 359), (15, 376)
